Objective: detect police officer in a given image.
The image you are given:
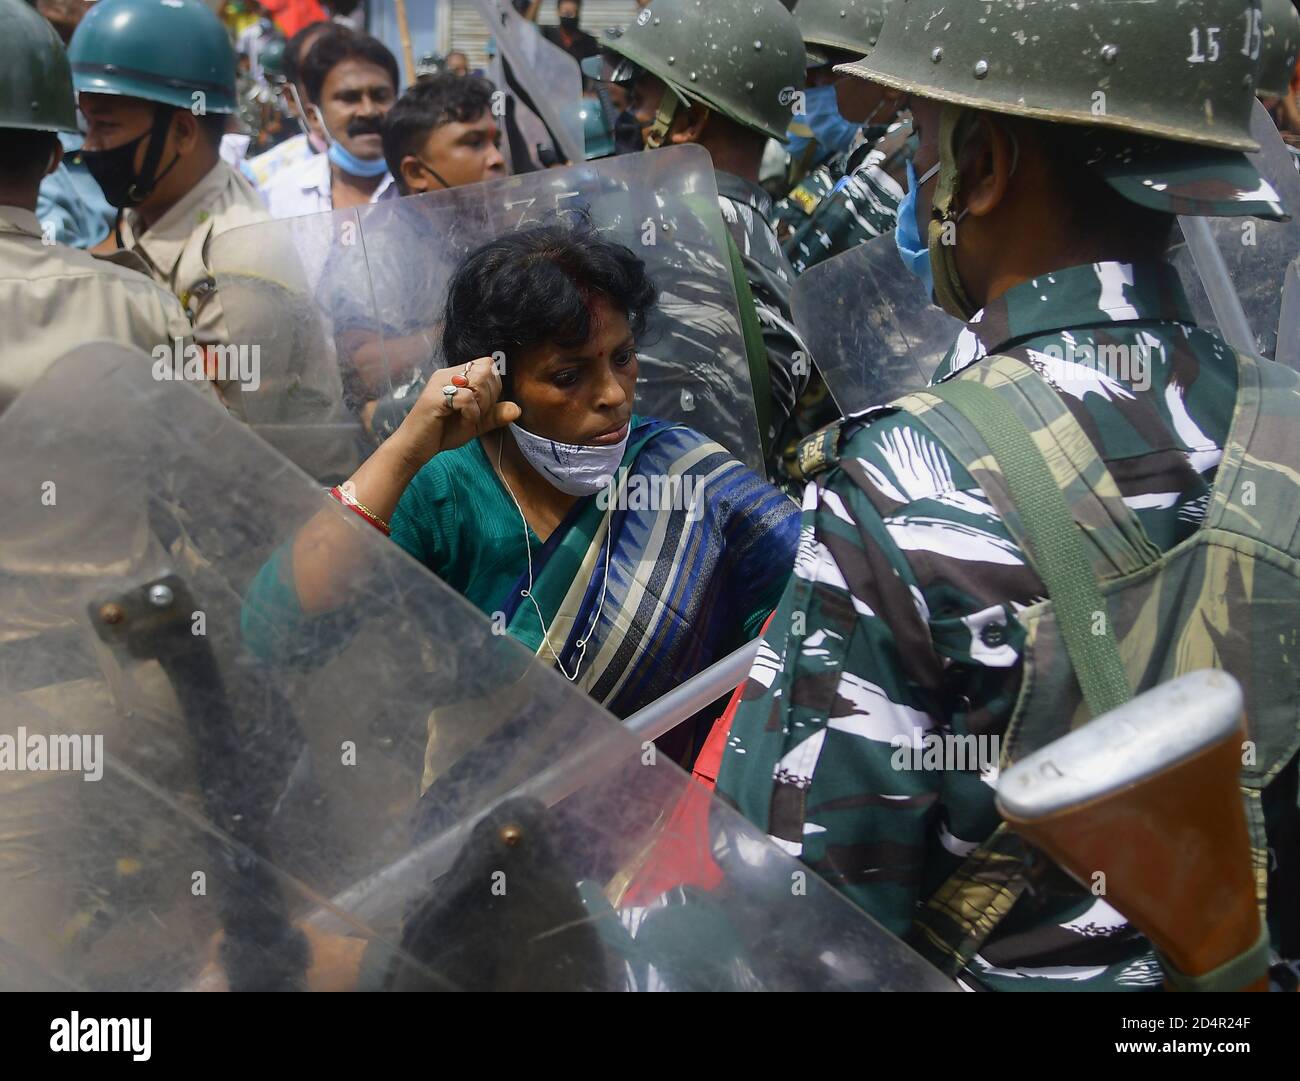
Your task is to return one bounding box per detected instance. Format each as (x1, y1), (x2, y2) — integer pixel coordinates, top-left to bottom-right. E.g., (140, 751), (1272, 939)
(0, 0), (194, 414)
(584, 0), (813, 478)
(69, 0), (268, 409)
(716, 0), (1299, 991)
(777, 0), (912, 276)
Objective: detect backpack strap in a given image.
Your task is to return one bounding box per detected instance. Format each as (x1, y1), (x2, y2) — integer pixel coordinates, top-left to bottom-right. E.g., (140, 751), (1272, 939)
(900, 356), (1139, 977)
(723, 228), (774, 462)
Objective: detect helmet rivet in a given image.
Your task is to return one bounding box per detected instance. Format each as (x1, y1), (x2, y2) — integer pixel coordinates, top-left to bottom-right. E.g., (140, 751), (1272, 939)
(689, 71), (698, 81)
(148, 583), (174, 608)
(1101, 44), (1119, 64)
(653, 16), (660, 24)
(930, 47), (943, 63)
(754, 40), (763, 51)
(745, 80), (754, 90)
(973, 59), (990, 78)
(667, 55), (675, 64)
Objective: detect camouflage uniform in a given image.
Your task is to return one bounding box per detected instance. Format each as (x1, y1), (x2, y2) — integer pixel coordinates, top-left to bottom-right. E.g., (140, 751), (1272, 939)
(779, 119), (910, 276)
(716, 260), (1300, 989)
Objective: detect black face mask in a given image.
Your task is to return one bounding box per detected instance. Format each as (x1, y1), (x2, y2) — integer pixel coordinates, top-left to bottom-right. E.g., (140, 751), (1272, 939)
(78, 108), (180, 209)
(612, 110), (644, 155)
(560, 15), (580, 31)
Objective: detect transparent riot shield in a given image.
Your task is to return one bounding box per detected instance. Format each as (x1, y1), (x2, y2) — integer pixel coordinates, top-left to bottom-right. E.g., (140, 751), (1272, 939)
(1170, 101), (1300, 364)
(212, 144), (766, 478)
(791, 233), (963, 417)
(475, 0), (585, 166)
(0, 343), (951, 992)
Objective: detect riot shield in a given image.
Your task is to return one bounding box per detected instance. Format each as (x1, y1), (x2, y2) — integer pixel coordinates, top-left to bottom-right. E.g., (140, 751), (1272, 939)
(0, 343), (952, 992)
(1170, 101), (1300, 364)
(791, 233), (963, 417)
(475, 0), (585, 167)
(212, 144), (766, 477)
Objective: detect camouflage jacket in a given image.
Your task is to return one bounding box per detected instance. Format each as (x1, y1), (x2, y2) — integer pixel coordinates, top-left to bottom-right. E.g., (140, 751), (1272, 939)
(715, 171), (811, 473)
(715, 260), (1299, 990)
(776, 118), (911, 277)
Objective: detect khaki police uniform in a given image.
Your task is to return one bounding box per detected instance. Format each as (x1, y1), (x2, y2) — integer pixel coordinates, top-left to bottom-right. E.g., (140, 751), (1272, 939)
(118, 159), (268, 409)
(0, 204), (197, 414)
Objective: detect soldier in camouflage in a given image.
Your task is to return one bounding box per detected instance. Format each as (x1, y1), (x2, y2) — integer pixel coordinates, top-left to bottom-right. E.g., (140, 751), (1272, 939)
(775, 0), (912, 276)
(583, 0), (813, 477)
(716, 0), (1300, 991)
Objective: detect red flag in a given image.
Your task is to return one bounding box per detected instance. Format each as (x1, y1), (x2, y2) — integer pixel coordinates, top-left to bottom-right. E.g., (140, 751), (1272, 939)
(260, 0), (328, 39)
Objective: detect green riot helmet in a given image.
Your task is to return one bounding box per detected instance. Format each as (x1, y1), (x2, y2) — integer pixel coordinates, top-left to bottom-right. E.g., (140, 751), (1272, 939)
(584, 0), (807, 143)
(0, 0), (79, 132)
(1258, 0), (1300, 99)
(69, 0), (239, 115)
(793, 0), (889, 66)
(260, 37), (289, 85)
(840, 0), (1268, 152)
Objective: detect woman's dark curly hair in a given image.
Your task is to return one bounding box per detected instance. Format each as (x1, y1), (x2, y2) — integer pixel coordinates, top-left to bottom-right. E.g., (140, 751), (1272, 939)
(441, 217), (658, 386)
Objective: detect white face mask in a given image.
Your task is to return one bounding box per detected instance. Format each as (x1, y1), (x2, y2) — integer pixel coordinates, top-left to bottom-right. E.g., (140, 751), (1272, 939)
(508, 421), (629, 496)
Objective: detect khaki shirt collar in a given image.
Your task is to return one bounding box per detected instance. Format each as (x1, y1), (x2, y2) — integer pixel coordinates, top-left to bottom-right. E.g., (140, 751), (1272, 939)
(0, 205), (44, 238)
(121, 160), (231, 277)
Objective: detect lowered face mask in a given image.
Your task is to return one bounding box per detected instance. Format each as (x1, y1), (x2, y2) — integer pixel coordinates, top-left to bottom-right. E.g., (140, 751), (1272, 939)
(894, 158), (940, 301)
(509, 421), (629, 497)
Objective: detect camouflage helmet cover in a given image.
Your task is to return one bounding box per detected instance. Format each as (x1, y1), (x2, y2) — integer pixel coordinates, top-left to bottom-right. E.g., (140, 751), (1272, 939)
(0, 0), (79, 133)
(794, 0), (889, 66)
(1258, 0), (1300, 98)
(839, 0), (1266, 152)
(68, 0), (238, 115)
(593, 0), (807, 141)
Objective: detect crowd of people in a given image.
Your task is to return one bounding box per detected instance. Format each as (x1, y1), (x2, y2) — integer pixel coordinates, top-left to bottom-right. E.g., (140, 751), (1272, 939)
(2, 0), (1300, 993)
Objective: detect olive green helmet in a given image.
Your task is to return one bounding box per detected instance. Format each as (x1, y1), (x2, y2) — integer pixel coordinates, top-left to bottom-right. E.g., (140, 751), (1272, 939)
(0, 0), (79, 133)
(69, 0), (238, 115)
(840, 0), (1266, 152)
(793, 0), (889, 66)
(587, 0), (807, 142)
(1258, 0), (1300, 99)
(260, 37), (289, 84)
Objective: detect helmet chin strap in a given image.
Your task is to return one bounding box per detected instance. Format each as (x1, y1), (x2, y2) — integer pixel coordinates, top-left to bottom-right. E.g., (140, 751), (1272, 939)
(927, 103), (1019, 322)
(127, 105), (183, 205)
(643, 86), (682, 150)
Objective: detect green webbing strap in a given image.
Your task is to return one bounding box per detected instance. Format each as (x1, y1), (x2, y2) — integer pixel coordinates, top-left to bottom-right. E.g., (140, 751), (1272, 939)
(723, 229), (773, 462)
(928, 378), (1132, 719)
(1155, 924), (1272, 992)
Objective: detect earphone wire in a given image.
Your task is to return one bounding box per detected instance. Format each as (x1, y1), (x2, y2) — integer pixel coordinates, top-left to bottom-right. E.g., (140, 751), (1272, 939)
(496, 431), (612, 682)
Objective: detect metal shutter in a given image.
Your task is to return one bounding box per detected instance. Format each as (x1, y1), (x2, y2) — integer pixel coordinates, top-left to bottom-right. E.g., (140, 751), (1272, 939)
(448, 1), (639, 73)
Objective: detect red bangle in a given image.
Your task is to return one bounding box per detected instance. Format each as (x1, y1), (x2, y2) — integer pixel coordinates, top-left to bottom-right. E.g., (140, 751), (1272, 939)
(328, 485), (391, 536)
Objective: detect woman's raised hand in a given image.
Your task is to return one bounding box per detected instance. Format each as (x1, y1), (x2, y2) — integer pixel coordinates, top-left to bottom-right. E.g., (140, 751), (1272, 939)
(392, 357), (522, 468)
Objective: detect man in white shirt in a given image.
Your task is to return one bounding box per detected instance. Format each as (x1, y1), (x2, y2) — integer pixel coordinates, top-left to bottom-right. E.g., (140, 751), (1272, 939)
(263, 25), (399, 218)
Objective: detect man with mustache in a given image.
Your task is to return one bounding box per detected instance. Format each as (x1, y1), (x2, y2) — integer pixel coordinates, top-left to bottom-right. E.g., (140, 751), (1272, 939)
(264, 25), (400, 217)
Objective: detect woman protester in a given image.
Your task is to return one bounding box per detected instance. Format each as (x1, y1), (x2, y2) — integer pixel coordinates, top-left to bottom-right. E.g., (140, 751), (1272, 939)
(244, 220), (799, 730)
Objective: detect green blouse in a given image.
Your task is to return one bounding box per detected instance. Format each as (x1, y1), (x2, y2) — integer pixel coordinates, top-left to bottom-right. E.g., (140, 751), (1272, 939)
(389, 435), (540, 619)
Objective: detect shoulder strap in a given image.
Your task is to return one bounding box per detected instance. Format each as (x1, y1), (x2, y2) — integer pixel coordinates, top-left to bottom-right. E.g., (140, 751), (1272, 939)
(723, 228), (773, 462)
(926, 376), (1132, 719)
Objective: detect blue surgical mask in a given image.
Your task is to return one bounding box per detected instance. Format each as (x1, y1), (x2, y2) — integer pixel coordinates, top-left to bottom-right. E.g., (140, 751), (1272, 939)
(314, 105), (391, 179)
(895, 159), (939, 299)
(786, 83), (860, 164)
